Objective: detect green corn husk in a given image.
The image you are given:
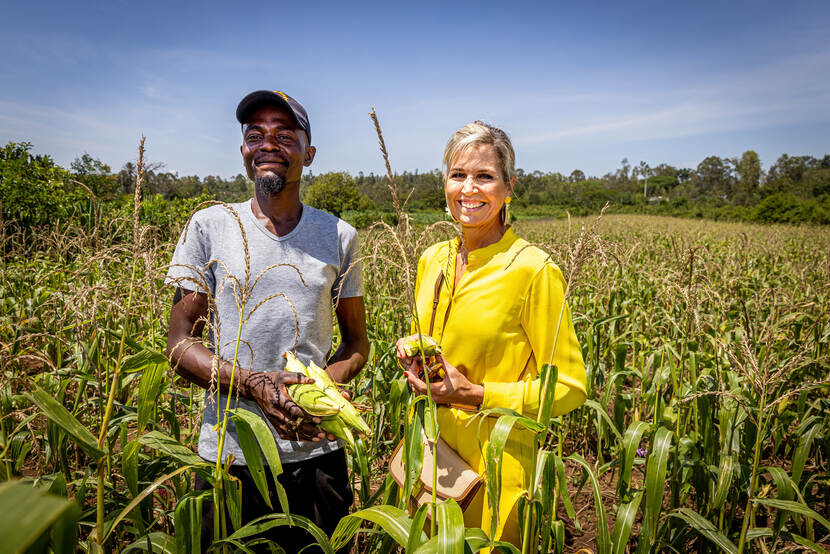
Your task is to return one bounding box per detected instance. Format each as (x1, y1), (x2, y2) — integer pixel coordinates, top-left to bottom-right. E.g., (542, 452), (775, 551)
(283, 352), (371, 444)
(286, 383), (340, 417)
(400, 334), (441, 357)
(320, 417), (356, 450)
(307, 361), (371, 435)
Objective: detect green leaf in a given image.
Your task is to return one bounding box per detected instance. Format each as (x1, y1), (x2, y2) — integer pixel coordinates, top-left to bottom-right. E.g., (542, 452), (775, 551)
(669, 508), (737, 554)
(567, 454), (611, 554)
(0, 480), (80, 554)
(224, 471), (242, 531)
(711, 454), (735, 511)
(618, 420), (650, 498)
(486, 415), (520, 538)
(787, 531), (830, 554)
(551, 519), (565, 554)
(406, 503), (430, 552)
(611, 490), (643, 554)
(753, 498), (830, 533)
(554, 454), (578, 529)
(791, 422), (821, 485)
(139, 431), (205, 468)
(436, 499), (465, 554)
(584, 399), (623, 443)
(27, 387), (104, 460)
(228, 412), (272, 509)
(537, 364), (559, 426)
(122, 347), (169, 374)
(122, 532), (179, 553)
(763, 466), (798, 536)
(404, 409), (425, 500)
(330, 505), (415, 549)
(226, 408), (289, 514)
(137, 362), (165, 432)
(535, 450), (557, 529)
(638, 426), (671, 553)
(100, 464), (201, 543)
(462, 527), (490, 553)
(174, 490), (211, 554)
(122, 439), (140, 496)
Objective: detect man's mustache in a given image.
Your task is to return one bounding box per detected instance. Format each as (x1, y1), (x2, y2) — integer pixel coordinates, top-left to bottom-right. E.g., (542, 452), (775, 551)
(254, 154), (288, 165)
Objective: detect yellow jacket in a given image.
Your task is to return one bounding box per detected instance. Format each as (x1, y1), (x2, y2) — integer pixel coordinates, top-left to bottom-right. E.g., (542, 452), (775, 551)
(412, 227), (587, 544)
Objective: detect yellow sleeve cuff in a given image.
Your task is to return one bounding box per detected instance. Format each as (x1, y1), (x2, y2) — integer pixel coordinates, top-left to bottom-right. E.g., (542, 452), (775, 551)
(482, 381), (535, 416)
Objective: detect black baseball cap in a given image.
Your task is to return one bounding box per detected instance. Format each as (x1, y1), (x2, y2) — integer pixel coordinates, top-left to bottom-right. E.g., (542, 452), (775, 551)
(236, 90), (312, 143)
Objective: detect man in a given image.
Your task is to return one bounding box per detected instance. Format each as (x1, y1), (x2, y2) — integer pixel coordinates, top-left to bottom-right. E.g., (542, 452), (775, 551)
(165, 90), (368, 552)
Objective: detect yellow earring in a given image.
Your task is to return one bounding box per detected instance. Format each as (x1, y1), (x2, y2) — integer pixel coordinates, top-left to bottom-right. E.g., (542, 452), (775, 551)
(504, 196), (512, 205)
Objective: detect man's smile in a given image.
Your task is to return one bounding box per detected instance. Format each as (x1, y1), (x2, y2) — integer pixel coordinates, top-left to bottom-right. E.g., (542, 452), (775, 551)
(255, 157), (288, 167)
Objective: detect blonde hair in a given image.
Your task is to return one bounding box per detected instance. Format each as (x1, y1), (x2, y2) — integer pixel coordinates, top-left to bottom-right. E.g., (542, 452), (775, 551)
(442, 120), (516, 183)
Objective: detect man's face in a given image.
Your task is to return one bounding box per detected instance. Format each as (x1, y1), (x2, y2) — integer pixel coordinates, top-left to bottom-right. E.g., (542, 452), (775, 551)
(240, 105), (315, 195)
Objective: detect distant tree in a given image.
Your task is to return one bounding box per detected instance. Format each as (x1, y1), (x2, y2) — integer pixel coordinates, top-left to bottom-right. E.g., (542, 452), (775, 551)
(696, 156), (733, 199)
(71, 153), (118, 199)
(618, 158), (631, 181)
(765, 154), (817, 197)
(118, 159), (165, 195)
(637, 161), (651, 196)
(303, 171), (371, 216)
(734, 150), (762, 205)
(568, 169), (585, 183)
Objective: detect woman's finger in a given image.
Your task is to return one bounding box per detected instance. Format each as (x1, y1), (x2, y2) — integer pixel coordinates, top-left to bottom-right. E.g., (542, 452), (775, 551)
(405, 372), (427, 394)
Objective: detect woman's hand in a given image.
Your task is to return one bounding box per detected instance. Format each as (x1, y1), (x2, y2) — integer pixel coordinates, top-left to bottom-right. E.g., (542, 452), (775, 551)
(395, 334), (425, 375)
(403, 354), (484, 408)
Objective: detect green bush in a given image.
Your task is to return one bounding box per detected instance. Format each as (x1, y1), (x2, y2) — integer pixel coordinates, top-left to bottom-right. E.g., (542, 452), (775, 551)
(303, 172), (372, 217)
(0, 142), (89, 227)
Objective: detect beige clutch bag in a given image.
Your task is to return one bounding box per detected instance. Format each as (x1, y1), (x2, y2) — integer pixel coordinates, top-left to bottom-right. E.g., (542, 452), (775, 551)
(389, 432), (483, 512)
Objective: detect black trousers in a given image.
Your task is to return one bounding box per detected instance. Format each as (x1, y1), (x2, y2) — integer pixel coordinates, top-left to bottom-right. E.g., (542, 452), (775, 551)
(195, 448), (353, 553)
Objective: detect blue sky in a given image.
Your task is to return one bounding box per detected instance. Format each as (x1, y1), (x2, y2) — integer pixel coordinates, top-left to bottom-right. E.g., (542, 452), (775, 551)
(1, 0), (828, 179)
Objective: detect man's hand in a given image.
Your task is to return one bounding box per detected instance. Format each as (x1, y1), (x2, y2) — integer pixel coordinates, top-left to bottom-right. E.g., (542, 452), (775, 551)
(245, 371), (334, 441)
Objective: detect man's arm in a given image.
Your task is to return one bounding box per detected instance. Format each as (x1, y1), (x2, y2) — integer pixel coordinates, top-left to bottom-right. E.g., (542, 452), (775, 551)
(166, 287), (327, 441)
(326, 296), (369, 384)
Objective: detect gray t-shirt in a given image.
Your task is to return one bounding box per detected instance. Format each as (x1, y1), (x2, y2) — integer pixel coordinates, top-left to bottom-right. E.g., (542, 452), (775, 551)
(165, 200), (364, 465)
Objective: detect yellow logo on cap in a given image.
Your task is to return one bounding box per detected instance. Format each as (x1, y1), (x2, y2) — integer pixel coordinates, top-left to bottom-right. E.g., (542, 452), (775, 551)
(273, 90), (289, 101)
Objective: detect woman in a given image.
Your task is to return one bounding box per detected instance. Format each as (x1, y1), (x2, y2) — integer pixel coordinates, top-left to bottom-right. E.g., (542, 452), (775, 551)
(396, 121), (587, 545)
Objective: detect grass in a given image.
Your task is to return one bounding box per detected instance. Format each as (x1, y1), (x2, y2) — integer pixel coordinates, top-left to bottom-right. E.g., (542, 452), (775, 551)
(0, 151), (828, 551)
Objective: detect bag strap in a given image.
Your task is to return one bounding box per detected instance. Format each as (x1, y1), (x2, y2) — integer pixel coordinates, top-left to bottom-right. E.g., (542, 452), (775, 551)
(428, 271), (445, 336)
(427, 269), (476, 412)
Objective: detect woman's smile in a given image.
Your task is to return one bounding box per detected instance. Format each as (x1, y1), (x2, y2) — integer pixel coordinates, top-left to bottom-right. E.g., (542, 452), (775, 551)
(459, 199), (486, 211)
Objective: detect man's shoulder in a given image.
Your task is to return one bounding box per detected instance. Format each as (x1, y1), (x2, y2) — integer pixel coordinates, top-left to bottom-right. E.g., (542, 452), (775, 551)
(189, 200), (249, 225)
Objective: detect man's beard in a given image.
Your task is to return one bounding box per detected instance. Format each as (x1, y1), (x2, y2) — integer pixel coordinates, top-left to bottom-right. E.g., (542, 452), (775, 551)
(256, 174), (286, 196)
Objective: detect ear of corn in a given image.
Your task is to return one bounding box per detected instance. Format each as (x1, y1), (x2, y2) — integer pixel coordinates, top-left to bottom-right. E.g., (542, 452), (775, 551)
(308, 361), (371, 435)
(400, 334), (441, 357)
(286, 383), (340, 417)
(283, 351), (371, 444)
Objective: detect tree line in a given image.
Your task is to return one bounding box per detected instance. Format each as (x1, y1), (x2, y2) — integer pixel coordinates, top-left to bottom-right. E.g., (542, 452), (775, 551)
(1, 141), (828, 229)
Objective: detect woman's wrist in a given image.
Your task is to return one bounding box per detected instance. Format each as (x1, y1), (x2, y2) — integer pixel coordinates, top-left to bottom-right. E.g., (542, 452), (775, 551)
(459, 383), (484, 408)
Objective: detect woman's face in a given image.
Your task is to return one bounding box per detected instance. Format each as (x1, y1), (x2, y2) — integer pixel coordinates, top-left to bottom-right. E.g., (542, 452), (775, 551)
(445, 144), (513, 230)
